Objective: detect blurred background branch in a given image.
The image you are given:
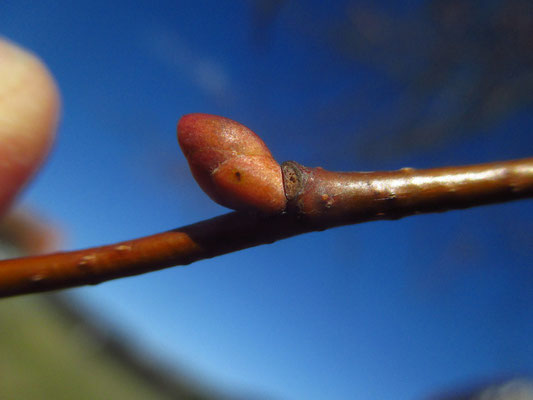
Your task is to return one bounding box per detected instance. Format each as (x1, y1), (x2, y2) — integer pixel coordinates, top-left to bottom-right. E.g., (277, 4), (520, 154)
(248, 0), (533, 160)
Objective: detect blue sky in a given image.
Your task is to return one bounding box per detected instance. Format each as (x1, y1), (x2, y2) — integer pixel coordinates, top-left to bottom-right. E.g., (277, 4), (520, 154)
(2, 1), (532, 399)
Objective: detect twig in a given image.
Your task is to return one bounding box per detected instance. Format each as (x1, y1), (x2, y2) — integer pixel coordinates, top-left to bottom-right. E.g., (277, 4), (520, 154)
(281, 158), (533, 228)
(0, 114), (532, 298)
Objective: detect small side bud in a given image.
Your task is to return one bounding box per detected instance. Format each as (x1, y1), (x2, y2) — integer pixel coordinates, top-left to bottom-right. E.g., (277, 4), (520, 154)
(177, 113), (286, 214)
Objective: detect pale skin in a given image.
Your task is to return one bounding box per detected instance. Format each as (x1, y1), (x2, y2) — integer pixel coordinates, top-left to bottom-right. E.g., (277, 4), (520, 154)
(0, 38), (60, 218)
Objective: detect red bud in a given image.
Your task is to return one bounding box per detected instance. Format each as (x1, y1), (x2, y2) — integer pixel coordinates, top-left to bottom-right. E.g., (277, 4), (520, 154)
(177, 113), (286, 214)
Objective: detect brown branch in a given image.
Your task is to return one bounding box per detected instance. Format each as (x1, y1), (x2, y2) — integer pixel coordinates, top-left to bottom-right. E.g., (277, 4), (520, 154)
(1, 157), (532, 299)
(282, 158), (533, 228)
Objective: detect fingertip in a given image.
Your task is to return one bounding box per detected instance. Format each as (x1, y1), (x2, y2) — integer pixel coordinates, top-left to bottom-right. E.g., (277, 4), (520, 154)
(0, 38), (60, 215)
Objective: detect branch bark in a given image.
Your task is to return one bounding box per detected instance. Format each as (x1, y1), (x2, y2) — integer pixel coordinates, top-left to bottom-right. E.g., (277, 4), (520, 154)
(1, 157), (532, 298)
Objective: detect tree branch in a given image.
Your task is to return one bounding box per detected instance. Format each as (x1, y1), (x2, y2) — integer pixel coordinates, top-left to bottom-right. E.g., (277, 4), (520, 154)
(281, 158), (533, 228)
(1, 157), (532, 298)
